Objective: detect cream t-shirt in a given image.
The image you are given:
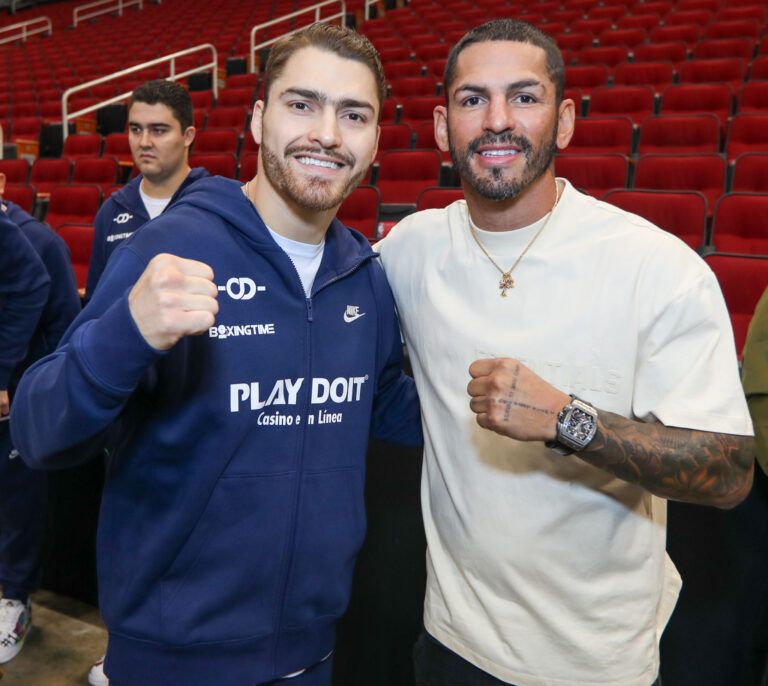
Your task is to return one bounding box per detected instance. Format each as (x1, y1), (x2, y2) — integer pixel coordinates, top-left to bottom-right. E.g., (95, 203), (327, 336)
(376, 180), (752, 686)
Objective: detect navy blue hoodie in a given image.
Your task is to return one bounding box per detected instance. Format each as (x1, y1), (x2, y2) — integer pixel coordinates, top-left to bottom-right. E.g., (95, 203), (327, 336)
(11, 176), (421, 686)
(84, 167), (209, 302)
(0, 216), (50, 390)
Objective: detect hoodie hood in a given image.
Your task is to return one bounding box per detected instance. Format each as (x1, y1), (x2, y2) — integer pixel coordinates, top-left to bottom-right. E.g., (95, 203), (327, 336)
(171, 175), (377, 290)
(110, 166), (209, 217)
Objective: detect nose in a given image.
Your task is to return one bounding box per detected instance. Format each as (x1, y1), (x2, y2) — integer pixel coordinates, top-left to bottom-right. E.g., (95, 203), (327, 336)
(138, 129), (152, 148)
(483, 95), (515, 134)
(309, 108), (342, 149)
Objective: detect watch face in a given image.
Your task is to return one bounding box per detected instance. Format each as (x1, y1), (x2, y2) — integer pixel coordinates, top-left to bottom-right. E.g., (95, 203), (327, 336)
(565, 407), (596, 442)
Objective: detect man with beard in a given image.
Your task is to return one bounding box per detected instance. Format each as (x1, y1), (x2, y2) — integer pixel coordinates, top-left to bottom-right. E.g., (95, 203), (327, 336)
(10, 23), (420, 686)
(376, 19), (753, 686)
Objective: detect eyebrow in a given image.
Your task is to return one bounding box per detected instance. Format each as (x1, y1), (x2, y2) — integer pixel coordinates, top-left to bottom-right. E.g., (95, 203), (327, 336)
(128, 121), (171, 128)
(281, 87), (375, 113)
(454, 79), (545, 98)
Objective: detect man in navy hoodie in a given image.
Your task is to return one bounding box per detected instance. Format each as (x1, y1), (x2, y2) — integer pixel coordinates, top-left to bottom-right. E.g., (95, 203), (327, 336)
(11, 23), (421, 686)
(84, 79), (208, 302)
(0, 182), (79, 664)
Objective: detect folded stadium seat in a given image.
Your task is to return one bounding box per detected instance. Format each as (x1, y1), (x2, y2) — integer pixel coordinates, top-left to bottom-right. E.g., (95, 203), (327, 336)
(104, 185), (123, 200)
(694, 38), (755, 61)
(564, 87), (584, 116)
(217, 88), (254, 109)
(588, 86), (655, 125)
(752, 56), (768, 81)
(238, 152), (258, 182)
(44, 184), (102, 231)
(637, 114), (720, 155)
(565, 0), (601, 12)
(12, 103), (38, 118)
(704, 19), (761, 41)
(414, 43), (451, 62)
(189, 153), (237, 179)
(732, 153), (768, 192)
(649, 24), (701, 51)
(565, 65), (610, 98)
(726, 114), (768, 163)
(425, 58), (448, 82)
(555, 33), (595, 53)
(679, 57), (747, 94)
(457, 8), (489, 26)
(56, 223), (94, 292)
(416, 187), (464, 211)
(572, 18), (612, 36)
(704, 253), (768, 357)
(193, 110), (207, 130)
(193, 129), (241, 156)
(240, 132), (259, 156)
(0, 158), (29, 184)
(376, 124), (413, 163)
(617, 14), (659, 32)
(589, 5), (628, 22)
(677, 0), (719, 11)
(711, 193), (768, 255)
(415, 123), (451, 163)
(225, 73), (260, 90)
(390, 76), (439, 106)
(660, 83), (734, 135)
(4, 185), (36, 214)
(597, 28), (647, 50)
(63, 133), (103, 161)
(634, 153), (726, 216)
(376, 149), (442, 206)
(563, 116), (634, 155)
(29, 157), (71, 197)
(12, 90), (37, 105)
(72, 156), (119, 194)
(336, 185), (381, 242)
(206, 106), (249, 132)
(613, 62), (675, 95)
(378, 46), (412, 63)
(399, 96), (443, 130)
(103, 133), (133, 166)
(36, 88), (61, 104)
(547, 11), (581, 27)
(189, 90), (214, 112)
(738, 82), (768, 115)
(384, 60), (425, 81)
(716, 5), (766, 23)
(9, 116), (42, 143)
(540, 23), (568, 39)
(90, 83), (116, 100)
(664, 9), (712, 27)
(602, 188), (708, 252)
(576, 47), (630, 74)
(371, 37), (406, 53)
(554, 153), (629, 198)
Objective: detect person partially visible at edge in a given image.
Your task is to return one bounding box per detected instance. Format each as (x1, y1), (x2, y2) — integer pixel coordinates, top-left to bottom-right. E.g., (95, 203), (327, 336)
(84, 79), (208, 303)
(376, 18), (754, 686)
(10, 23), (420, 686)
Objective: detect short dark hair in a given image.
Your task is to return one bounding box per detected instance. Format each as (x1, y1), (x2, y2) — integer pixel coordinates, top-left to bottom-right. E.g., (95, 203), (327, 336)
(443, 19), (565, 106)
(262, 23), (387, 120)
(129, 79), (194, 131)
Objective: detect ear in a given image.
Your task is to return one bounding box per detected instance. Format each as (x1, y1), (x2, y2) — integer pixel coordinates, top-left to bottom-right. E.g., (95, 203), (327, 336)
(0, 173), (6, 197)
(555, 98), (576, 151)
(183, 126), (196, 149)
(434, 105), (449, 153)
(250, 101), (265, 146)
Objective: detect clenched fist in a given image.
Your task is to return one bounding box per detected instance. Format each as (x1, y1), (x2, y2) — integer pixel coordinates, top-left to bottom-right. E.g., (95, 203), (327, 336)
(128, 254), (219, 351)
(467, 358), (570, 441)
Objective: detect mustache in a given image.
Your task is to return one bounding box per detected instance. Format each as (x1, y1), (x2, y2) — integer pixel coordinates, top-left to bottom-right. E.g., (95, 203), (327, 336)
(285, 144), (354, 167)
(466, 132), (533, 156)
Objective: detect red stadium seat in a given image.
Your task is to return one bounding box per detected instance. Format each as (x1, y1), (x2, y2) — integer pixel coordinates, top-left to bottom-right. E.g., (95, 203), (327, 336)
(679, 58), (746, 93)
(72, 156), (119, 193)
(563, 116), (634, 155)
(576, 47), (630, 73)
(414, 122), (451, 162)
(726, 114), (768, 163)
(376, 124), (413, 162)
(613, 62), (674, 95)
(9, 116), (42, 143)
(389, 76), (438, 105)
(588, 86), (655, 124)
(45, 184), (101, 231)
(637, 114), (720, 155)
(660, 83), (733, 134)
(602, 189), (707, 252)
(597, 28), (646, 49)
(384, 60), (424, 81)
(189, 153), (237, 178)
(555, 33), (594, 53)
(399, 96), (442, 130)
(737, 82), (768, 114)
(3, 184), (36, 214)
(711, 193), (768, 255)
(633, 42), (688, 72)
(63, 133), (102, 161)
(216, 87), (255, 109)
(0, 159), (29, 184)
(103, 133), (133, 165)
(193, 129), (240, 155)
(336, 185), (380, 241)
(416, 186), (464, 211)
(704, 19), (761, 41)
(189, 90), (214, 111)
(664, 9), (712, 27)
(57, 223), (94, 291)
(694, 38), (755, 61)
(649, 24), (701, 50)
(206, 106), (249, 131)
(29, 157), (72, 196)
(565, 65), (609, 97)
(238, 152), (259, 181)
(554, 153), (629, 197)
(376, 149), (442, 205)
(732, 153), (768, 193)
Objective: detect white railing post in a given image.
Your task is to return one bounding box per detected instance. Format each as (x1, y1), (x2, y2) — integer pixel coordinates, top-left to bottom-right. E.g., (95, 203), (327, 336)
(73, 0), (143, 28)
(61, 43), (218, 144)
(0, 17), (52, 46)
(249, 0), (347, 74)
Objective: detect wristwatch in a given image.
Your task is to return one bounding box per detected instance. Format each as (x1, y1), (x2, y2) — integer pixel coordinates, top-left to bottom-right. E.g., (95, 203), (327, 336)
(545, 395), (599, 455)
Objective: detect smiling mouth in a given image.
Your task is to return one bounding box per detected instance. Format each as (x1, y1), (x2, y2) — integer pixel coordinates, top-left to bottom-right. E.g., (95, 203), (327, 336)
(479, 149), (520, 157)
(295, 156), (344, 169)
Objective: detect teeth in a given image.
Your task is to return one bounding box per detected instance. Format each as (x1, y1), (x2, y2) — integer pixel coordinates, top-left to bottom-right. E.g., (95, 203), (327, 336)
(481, 149), (518, 157)
(296, 156), (342, 169)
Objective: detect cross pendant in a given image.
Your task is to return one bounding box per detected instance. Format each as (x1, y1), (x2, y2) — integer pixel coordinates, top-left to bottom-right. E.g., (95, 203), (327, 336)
(499, 273), (514, 297)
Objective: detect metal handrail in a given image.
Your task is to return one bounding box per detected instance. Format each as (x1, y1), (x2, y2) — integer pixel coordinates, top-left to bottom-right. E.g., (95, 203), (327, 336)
(0, 16), (52, 46)
(249, 0), (347, 74)
(61, 43), (218, 143)
(364, 0), (378, 21)
(73, 0), (142, 28)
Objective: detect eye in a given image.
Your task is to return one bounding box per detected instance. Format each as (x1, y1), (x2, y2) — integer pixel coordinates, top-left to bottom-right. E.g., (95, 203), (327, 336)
(344, 111), (366, 123)
(290, 101), (310, 111)
(515, 93), (536, 104)
(463, 95), (483, 107)
(129, 125), (141, 134)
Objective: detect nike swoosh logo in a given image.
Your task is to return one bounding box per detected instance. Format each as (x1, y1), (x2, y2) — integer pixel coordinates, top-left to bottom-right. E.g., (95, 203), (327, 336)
(343, 312), (366, 323)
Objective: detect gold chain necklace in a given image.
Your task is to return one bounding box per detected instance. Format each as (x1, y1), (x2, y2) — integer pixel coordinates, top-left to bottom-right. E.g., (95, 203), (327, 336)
(468, 181), (561, 296)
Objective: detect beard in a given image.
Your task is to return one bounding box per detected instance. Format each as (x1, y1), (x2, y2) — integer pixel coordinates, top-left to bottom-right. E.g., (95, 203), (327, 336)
(448, 124), (559, 201)
(259, 140), (366, 212)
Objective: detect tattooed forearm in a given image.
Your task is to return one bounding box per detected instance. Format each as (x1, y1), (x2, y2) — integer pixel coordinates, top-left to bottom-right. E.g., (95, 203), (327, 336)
(581, 410), (755, 509)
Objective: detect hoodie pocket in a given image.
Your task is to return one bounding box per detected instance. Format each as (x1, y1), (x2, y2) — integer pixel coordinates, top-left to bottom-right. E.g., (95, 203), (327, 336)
(160, 473), (294, 643)
(282, 467), (366, 628)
